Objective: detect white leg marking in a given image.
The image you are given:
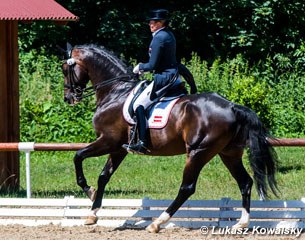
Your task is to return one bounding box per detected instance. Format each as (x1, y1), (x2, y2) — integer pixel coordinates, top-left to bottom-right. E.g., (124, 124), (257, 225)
(146, 211), (171, 233)
(88, 208), (99, 217)
(156, 212), (171, 224)
(232, 208), (250, 229)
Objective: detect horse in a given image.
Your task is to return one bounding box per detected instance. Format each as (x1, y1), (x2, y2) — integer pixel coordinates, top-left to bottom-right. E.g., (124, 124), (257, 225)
(61, 44), (278, 233)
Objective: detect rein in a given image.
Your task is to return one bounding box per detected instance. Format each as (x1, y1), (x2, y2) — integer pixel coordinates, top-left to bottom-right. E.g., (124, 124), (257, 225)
(81, 74), (135, 99)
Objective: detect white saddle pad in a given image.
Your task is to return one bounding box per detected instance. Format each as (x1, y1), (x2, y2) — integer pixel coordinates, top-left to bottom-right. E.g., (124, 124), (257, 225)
(122, 84), (180, 129)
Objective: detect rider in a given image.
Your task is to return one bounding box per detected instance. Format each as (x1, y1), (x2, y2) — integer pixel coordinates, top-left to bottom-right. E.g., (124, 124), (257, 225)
(122, 9), (185, 154)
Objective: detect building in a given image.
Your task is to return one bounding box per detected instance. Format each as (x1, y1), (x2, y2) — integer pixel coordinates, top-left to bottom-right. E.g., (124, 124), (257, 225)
(0, 0), (78, 191)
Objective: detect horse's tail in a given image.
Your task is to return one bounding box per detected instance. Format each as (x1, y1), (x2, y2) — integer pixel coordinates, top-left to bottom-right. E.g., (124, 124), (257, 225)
(232, 104), (279, 200)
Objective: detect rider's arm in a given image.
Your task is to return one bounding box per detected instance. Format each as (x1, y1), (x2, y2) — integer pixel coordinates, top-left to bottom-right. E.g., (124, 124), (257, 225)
(139, 35), (163, 72)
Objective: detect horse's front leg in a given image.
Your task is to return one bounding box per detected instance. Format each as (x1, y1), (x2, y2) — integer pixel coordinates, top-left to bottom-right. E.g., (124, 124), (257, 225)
(84, 149), (127, 225)
(74, 146), (95, 195)
(74, 139), (119, 197)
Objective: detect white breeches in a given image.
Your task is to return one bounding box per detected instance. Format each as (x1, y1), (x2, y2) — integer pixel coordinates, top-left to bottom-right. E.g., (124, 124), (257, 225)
(133, 81), (155, 111)
(133, 77), (182, 112)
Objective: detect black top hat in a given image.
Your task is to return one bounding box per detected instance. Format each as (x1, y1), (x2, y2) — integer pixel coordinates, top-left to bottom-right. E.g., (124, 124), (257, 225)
(147, 9), (169, 21)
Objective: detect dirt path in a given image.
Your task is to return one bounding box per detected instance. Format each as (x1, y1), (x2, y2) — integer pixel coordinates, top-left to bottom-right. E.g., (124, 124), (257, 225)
(0, 225), (303, 240)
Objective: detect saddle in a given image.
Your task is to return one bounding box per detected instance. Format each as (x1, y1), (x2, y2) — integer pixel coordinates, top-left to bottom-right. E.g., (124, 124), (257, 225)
(122, 80), (186, 145)
(123, 80), (186, 128)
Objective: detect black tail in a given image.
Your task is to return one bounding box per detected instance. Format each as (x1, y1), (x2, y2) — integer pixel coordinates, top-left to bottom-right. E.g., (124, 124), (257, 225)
(232, 104), (279, 200)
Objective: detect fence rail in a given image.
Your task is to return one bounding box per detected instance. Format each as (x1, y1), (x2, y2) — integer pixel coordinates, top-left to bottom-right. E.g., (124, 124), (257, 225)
(0, 138), (305, 153)
(0, 197), (304, 229)
(0, 138), (304, 198)
(0, 142), (89, 152)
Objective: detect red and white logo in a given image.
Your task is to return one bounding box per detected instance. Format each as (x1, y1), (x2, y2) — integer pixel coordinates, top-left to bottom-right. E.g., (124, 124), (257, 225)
(153, 116), (162, 123)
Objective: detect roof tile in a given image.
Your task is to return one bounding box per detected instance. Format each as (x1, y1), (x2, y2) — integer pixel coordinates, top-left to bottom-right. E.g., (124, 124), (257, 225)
(0, 0), (78, 21)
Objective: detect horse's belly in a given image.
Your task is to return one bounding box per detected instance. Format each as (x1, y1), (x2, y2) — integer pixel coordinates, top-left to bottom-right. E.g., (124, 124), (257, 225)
(149, 135), (186, 156)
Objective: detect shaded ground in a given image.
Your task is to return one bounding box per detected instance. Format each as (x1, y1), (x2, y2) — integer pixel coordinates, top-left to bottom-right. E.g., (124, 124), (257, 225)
(0, 225), (303, 240)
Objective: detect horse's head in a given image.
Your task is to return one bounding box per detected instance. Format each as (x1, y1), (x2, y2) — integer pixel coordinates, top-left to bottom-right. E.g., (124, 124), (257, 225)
(62, 47), (90, 105)
(62, 44), (137, 105)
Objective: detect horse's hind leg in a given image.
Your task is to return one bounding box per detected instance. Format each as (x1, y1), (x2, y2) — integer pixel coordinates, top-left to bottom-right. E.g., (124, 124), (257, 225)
(85, 149), (127, 225)
(146, 149), (214, 233)
(219, 151), (253, 229)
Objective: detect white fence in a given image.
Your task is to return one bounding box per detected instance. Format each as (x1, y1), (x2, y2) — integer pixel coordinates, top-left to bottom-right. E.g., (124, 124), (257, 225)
(0, 197), (304, 229)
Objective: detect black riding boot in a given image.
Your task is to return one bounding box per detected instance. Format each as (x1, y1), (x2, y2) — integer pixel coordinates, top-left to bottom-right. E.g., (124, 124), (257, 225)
(123, 105), (148, 154)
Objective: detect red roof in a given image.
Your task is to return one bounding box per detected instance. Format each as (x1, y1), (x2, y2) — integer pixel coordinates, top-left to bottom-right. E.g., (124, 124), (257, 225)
(0, 0), (78, 21)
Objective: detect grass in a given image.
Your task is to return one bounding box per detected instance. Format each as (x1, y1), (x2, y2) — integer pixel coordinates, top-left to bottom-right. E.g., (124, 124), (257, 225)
(1, 147), (304, 200)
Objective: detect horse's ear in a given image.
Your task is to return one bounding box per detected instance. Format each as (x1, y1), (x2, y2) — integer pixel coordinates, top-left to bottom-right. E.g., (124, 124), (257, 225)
(54, 44), (70, 60)
(56, 45), (67, 59)
(66, 42), (73, 57)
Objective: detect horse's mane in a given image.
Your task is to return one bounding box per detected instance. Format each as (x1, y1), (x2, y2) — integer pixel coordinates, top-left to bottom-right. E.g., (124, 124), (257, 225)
(74, 44), (137, 100)
(75, 44), (130, 74)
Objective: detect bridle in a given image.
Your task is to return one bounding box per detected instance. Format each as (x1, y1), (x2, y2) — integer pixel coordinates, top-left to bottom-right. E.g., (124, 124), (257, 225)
(64, 58), (86, 102)
(63, 57), (136, 102)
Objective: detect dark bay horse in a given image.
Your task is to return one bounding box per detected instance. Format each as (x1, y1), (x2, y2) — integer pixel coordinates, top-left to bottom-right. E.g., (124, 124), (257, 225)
(61, 44), (278, 233)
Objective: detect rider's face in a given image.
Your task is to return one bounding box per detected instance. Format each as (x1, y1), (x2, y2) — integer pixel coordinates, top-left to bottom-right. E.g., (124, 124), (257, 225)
(148, 20), (164, 33)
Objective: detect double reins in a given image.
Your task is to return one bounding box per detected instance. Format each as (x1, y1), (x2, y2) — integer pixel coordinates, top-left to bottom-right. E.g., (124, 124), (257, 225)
(64, 58), (136, 101)
(81, 74), (135, 99)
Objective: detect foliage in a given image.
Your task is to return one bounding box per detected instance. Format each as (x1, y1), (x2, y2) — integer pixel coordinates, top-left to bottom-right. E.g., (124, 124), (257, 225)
(201, 0), (305, 61)
(19, 48), (305, 143)
(18, 1), (305, 63)
(20, 99), (95, 143)
(184, 53), (305, 136)
(184, 54), (273, 128)
(19, 49), (95, 143)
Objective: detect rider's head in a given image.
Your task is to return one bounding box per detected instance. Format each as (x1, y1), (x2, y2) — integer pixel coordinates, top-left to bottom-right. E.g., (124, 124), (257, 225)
(147, 9), (170, 33)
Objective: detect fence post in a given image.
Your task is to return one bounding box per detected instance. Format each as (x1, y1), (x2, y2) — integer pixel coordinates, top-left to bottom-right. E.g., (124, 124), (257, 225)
(18, 142), (35, 198)
(143, 197), (152, 221)
(301, 198), (305, 226)
(219, 197), (234, 227)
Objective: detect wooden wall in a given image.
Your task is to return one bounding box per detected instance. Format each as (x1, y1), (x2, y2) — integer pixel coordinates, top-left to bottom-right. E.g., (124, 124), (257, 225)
(0, 21), (20, 191)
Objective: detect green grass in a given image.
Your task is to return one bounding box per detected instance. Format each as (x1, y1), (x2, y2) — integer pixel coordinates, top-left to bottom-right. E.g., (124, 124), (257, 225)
(1, 147), (304, 200)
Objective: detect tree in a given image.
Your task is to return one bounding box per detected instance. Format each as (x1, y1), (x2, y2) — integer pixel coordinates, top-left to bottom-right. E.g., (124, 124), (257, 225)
(18, 0), (305, 63)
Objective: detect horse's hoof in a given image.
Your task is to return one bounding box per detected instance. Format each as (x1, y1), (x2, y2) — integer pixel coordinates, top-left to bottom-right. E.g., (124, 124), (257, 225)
(84, 215), (98, 225)
(86, 186), (97, 202)
(146, 223), (160, 233)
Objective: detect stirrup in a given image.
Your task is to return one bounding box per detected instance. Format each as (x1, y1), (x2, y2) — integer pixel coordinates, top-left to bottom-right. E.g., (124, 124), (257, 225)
(122, 141), (149, 155)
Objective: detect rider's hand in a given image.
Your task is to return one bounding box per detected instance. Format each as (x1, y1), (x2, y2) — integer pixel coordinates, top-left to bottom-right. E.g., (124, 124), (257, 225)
(133, 64), (142, 75)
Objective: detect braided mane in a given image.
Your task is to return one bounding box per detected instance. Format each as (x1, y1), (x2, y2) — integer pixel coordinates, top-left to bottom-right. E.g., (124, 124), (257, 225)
(75, 44), (129, 74)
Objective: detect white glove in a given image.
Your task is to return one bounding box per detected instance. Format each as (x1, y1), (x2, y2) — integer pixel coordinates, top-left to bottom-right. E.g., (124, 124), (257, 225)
(133, 64), (141, 74)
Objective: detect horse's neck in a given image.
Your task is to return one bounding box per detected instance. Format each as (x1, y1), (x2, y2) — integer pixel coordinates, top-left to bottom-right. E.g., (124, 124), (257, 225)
(83, 50), (134, 107)
(93, 76), (135, 108)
